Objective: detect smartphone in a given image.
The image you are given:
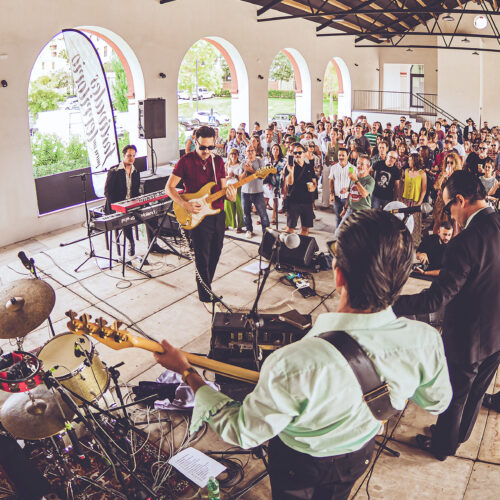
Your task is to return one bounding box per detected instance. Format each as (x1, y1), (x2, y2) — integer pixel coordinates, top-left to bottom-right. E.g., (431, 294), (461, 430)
(349, 166), (354, 174)
(288, 154), (294, 167)
(278, 310), (312, 331)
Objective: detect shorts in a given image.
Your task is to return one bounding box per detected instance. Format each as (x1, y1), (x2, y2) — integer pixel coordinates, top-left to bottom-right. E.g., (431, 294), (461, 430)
(287, 202), (314, 229)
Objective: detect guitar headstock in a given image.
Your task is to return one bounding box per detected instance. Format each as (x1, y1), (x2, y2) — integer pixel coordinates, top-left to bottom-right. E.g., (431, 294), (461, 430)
(255, 166), (277, 179)
(65, 310), (135, 350)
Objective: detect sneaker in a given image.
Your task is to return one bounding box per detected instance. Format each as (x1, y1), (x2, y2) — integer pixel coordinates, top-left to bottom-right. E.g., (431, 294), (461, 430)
(246, 231), (254, 239)
(236, 228), (244, 234)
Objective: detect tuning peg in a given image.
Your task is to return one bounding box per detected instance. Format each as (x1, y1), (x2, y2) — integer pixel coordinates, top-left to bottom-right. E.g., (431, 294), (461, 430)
(65, 310), (77, 321)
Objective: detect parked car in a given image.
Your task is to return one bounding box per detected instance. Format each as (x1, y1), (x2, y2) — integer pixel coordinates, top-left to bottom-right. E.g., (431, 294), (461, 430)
(271, 113), (294, 131)
(192, 87), (215, 100)
(177, 89), (191, 100)
(192, 111), (230, 127)
(64, 97), (80, 110)
(179, 117), (197, 130)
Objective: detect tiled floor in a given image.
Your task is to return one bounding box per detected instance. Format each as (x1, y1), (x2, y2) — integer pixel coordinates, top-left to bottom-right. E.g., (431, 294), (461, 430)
(0, 208), (497, 499)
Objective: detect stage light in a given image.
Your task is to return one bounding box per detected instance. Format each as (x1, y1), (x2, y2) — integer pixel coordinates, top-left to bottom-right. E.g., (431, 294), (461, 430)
(316, 78), (322, 82)
(1, 80), (7, 87)
(258, 74), (264, 79)
(159, 72), (166, 79)
(472, 51), (479, 55)
(442, 14), (454, 22)
(474, 15), (488, 30)
(461, 38), (470, 43)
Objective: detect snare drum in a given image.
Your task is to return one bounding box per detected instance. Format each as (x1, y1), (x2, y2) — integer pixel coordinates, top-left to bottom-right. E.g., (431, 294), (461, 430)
(0, 351), (43, 393)
(38, 333), (109, 404)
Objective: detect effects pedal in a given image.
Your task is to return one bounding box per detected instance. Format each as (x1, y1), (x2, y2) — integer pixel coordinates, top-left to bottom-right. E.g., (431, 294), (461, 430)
(285, 272), (316, 298)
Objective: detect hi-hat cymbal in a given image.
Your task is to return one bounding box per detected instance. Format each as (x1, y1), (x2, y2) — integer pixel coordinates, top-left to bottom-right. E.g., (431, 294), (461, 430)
(0, 385), (74, 440)
(0, 279), (56, 338)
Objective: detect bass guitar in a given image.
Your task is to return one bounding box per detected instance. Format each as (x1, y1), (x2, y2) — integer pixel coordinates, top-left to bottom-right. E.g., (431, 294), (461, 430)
(65, 310), (260, 384)
(173, 166), (276, 230)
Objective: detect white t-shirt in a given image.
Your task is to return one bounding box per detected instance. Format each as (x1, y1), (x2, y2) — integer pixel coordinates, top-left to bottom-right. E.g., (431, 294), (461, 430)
(328, 161), (353, 199)
(226, 162), (240, 185)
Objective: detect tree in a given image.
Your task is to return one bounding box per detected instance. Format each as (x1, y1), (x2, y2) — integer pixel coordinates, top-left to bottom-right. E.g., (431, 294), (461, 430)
(178, 40), (224, 94)
(28, 87), (64, 119)
(111, 56), (129, 112)
(269, 52), (294, 82)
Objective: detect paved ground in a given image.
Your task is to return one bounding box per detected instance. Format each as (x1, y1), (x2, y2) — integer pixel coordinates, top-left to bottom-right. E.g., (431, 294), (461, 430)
(0, 208), (498, 499)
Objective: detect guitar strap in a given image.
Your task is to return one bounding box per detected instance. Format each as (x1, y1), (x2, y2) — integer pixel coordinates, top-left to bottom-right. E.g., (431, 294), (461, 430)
(319, 330), (400, 421)
(210, 154), (218, 186)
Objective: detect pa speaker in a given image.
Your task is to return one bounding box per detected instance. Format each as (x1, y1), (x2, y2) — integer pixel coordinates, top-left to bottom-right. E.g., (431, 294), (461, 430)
(138, 98), (166, 139)
(259, 233), (319, 268)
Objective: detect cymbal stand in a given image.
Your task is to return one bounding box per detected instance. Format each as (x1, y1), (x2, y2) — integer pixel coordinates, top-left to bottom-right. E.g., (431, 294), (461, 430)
(43, 372), (155, 498)
(17, 251), (56, 337)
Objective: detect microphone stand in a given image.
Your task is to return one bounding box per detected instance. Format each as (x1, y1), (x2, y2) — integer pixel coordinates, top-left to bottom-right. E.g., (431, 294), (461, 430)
(69, 172), (113, 272)
(18, 252), (56, 338)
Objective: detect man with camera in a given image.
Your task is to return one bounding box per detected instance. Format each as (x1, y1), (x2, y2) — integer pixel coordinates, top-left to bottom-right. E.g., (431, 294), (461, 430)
(154, 210), (451, 499)
(394, 170), (500, 461)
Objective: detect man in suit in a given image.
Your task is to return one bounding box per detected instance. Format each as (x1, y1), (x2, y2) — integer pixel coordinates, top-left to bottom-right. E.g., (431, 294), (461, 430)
(104, 144), (141, 256)
(393, 170), (500, 461)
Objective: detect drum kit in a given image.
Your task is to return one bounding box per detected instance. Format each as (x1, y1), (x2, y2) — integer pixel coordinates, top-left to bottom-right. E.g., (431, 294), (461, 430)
(0, 277), (155, 498)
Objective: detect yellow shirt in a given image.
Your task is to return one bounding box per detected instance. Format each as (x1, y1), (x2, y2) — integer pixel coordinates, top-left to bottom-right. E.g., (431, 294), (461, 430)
(403, 169), (423, 202)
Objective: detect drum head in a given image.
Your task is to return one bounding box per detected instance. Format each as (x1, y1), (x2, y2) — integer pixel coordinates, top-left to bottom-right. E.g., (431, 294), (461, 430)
(38, 333), (93, 378)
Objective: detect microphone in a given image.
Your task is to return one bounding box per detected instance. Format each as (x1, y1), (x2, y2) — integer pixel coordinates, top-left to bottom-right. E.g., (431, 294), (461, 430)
(386, 202), (432, 216)
(74, 342), (83, 358)
(266, 228), (300, 249)
(18, 251), (34, 271)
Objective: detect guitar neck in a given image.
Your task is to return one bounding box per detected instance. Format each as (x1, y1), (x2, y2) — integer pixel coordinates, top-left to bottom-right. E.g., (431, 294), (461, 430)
(132, 337), (259, 384)
(206, 172), (260, 204)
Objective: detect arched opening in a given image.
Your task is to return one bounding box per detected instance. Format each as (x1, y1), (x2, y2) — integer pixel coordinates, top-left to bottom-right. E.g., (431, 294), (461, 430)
(28, 28), (145, 214)
(268, 48), (311, 124)
(177, 37), (248, 151)
(323, 57), (351, 120)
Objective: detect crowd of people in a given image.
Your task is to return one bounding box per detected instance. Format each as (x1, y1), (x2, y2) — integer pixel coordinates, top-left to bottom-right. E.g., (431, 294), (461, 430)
(186, 114), (500, 250)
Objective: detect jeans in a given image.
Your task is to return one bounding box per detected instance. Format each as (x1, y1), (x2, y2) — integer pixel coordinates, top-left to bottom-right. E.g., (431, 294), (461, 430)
(371, 196), (391, 210)
(334, 207), (354, 239)
(241, 192), (270, 232)
(333, 196), (348, 229)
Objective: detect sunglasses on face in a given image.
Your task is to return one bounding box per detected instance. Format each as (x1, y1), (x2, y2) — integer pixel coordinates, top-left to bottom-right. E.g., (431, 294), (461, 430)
(237, 132), (243, 135)
(443, 198), (457, 216)
(294, 151), (304, 155)
(198, 144), (216, 151)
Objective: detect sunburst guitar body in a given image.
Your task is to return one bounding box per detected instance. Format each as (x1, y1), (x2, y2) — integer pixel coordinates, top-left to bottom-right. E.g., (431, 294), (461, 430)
(173, 166), (276, 230)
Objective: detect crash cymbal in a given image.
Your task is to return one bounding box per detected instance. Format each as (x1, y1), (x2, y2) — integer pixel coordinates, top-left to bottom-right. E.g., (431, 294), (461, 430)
(0, 385), (74, 440)
(0, 279), (55, 338)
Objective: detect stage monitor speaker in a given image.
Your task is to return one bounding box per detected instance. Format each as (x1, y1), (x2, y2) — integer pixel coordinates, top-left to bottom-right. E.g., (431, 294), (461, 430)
(138, 98), (166, 139)
(259, 233), (319, 268)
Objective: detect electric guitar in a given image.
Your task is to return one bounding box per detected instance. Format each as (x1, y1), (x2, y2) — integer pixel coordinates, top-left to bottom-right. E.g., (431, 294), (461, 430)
(65, 311), (260, 384)
(173, 166), (277, 230)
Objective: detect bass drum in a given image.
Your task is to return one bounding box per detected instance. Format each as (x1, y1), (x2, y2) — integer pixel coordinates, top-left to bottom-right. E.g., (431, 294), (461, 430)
(38, 333), (109, 405)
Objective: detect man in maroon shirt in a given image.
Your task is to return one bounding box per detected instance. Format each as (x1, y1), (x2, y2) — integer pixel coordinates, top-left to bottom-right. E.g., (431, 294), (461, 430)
(166, 126), (236, 302)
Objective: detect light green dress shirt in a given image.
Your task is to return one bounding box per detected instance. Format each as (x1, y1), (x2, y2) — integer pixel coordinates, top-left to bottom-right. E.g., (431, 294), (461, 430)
(191, 308), (452, 457)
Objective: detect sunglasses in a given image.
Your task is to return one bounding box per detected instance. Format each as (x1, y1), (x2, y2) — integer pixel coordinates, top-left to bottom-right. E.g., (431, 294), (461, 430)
(443, 198), (456, 217)
(237, 132), (243, 135)
(197, 144), (216, 151)
(479, 147), (487, 150)
(294, 151), (304, 155)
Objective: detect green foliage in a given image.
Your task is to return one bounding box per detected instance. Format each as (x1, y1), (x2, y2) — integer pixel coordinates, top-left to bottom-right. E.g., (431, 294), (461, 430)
(215, 89), (231, 97)
(31, 132), (90, 178)
(268, 89), (295, 99)
(28, 87), (64, 119)
(111, 56), (129, 112)
(178, 40), (223, 94)
(269, 52), (294, 82)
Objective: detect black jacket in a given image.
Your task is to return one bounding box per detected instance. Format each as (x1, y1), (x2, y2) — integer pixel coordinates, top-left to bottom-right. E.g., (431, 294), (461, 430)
(393, 207), (500, 364)
(104, 166), (140, 213)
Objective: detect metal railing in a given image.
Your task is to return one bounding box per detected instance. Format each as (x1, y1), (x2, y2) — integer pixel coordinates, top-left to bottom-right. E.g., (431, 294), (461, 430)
(412, 93), (466, 128)
(353, 90), (438, 117)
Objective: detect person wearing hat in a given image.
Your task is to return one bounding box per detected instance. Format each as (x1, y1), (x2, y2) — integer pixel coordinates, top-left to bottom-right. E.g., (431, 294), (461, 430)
(347, 123), (370, 155)
(464, 118), (476, 142)
(224, 148), (244, 233)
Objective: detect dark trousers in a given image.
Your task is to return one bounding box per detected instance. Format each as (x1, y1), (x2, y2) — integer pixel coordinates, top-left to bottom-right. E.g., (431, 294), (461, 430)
(190, 212), (225, 302)
(267, 436), (375, 500)
(432, 350), (500, 456)
(0, 434), (51, 499)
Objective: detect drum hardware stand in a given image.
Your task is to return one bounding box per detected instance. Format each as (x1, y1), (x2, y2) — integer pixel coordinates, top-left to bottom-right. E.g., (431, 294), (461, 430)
(17, 251), (56, 337)
(43, 372), (156, 499)
(67, 172), (113, 272)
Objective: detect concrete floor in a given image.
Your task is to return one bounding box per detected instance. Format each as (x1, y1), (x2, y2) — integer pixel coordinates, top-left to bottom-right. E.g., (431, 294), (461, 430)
(0, 208), (498, 499)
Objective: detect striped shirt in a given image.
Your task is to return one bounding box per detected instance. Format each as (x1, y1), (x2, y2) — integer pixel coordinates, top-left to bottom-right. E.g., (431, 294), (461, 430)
(328, 161), (353, 199)
(364, 132), (380, 147)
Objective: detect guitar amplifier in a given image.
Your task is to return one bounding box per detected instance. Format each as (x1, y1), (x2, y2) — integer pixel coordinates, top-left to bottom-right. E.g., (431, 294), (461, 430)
(210, 312), (311, 372)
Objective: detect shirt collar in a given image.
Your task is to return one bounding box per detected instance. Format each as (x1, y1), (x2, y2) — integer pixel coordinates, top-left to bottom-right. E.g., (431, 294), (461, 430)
(117, 162), (136, 173)
(307, 307), (397, 337)
(464, 206), (488, 229)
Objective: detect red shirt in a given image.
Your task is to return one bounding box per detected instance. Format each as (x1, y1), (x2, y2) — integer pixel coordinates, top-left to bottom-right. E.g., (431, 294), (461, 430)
(173, 151), (226, 210)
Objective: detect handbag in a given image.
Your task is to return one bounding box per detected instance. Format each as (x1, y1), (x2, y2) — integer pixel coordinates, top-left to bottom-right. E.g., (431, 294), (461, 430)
(319, 330), (400, 421)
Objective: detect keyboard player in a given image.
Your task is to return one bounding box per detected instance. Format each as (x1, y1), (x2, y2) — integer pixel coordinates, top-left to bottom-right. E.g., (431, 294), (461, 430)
(104, 144), (167, 256)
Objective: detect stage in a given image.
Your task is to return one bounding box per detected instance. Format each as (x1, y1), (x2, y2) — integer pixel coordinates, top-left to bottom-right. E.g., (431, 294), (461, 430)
(0, 208), (498, 499)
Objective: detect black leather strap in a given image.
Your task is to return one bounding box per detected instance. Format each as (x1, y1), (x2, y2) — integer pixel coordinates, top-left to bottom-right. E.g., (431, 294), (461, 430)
(319, 331), (399, 421)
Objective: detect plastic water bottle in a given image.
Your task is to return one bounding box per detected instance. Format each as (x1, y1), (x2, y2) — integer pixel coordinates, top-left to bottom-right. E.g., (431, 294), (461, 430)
(207, 476), (220, 500)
